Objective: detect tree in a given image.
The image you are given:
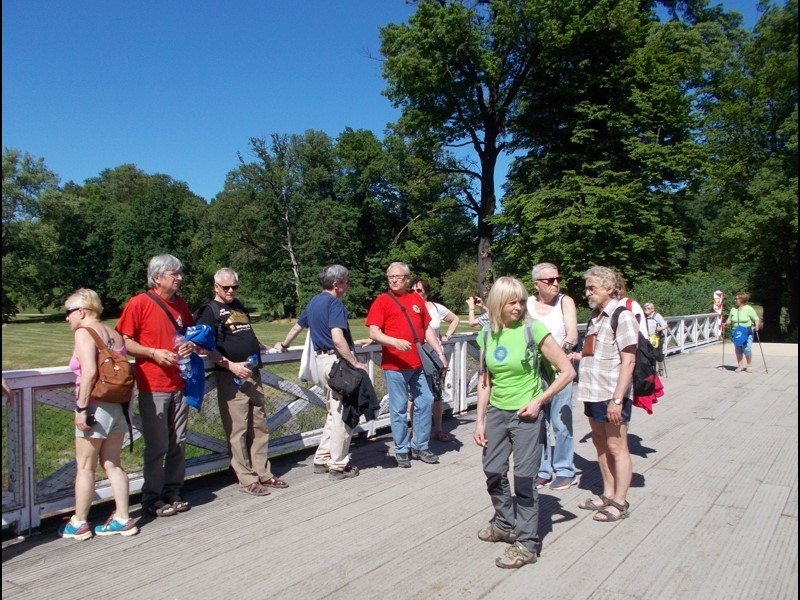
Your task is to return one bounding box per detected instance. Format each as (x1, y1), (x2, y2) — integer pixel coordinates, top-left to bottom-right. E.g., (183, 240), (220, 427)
(2, 148), (60, 320)
(381, 0), (548, 294)
(696, 0), (798, 339)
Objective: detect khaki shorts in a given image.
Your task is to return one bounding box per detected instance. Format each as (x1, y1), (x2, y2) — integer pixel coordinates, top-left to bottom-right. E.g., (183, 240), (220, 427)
(75, 401), (129, 439)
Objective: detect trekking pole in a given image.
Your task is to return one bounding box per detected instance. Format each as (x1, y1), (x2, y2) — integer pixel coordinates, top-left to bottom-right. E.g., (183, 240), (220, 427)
(754, 328), (768, 373)
(719, 324), (726, 369)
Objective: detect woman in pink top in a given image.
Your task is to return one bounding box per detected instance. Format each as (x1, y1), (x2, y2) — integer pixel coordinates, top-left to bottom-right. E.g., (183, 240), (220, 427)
(59, 288), (138, 541)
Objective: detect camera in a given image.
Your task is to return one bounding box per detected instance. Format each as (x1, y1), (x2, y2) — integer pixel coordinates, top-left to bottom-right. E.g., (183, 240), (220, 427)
(85, 412), (97, 427)
(472, 296), (482, 305)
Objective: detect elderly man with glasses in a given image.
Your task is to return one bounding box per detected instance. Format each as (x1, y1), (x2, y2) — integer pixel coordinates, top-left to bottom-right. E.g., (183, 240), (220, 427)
(365, 262), (447, 468)
(116, 254), (196, 517)
(195, 267), (288, 496)
(526, 262), (580, 491)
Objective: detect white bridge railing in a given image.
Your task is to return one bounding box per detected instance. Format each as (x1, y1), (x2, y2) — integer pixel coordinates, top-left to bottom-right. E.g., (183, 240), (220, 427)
(2, 312), (722, 534)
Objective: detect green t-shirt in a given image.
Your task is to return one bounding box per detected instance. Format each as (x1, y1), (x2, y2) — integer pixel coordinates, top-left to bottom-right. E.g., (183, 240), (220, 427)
(476, 320), (550, 411)
(728, 305), (758, 327)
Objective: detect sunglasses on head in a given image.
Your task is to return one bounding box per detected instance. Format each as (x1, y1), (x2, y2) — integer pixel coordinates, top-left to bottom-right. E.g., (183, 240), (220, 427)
(217, 284), (239, 291)
(536, 277), (561, 285)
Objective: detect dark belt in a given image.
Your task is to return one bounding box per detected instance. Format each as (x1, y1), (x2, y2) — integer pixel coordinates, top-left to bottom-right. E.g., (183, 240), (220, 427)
(315, 349), (336, 356)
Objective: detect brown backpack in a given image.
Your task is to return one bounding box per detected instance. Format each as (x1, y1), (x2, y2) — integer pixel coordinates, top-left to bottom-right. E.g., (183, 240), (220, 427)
(80, 326), (135, 403)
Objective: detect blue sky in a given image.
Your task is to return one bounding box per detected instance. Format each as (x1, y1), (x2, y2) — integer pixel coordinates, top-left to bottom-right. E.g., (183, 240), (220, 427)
(3, 1), (761, 201)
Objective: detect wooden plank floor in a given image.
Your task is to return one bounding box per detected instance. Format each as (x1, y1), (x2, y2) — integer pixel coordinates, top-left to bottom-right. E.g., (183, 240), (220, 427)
(2, 344), (797, 600)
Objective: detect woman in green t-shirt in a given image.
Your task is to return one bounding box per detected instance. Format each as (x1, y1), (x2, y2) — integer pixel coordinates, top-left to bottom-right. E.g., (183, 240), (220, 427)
(724, 292), (760, 373)
(474, 276), (575, 569)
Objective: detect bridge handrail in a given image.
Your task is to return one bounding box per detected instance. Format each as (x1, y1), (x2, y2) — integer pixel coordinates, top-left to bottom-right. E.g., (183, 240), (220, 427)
(2, 312), (721, 534)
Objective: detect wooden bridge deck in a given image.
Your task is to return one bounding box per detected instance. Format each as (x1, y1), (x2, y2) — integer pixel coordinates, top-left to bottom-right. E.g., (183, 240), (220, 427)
(2, 343), (797, 600)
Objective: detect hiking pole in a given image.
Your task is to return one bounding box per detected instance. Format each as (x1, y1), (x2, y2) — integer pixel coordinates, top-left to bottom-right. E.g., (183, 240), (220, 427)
(719, 324), (726, 369)
(754, 328), (768, 373)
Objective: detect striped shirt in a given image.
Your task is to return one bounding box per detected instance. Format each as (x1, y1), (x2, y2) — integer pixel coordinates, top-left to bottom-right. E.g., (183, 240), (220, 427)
(576, 299), (638, 404)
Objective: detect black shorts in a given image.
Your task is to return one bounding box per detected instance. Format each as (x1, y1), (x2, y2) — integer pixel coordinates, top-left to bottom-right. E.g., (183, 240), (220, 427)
(584, 398), (632, 423)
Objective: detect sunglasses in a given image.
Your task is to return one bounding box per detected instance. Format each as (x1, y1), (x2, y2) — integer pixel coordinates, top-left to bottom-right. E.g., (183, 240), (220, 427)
(412, 287), (425, 293)
(536, 277), (561, 285)
(217, 284), (239, 291)
(65, 307), (82, 317)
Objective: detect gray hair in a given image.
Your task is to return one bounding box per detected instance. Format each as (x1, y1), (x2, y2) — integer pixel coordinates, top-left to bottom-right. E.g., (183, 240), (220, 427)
(320, 264), (348, 290)
(214, 267), (238, 284)
(582, 266), (618, 296)
(147, 254), (183, 288)
(532, 262), (558, 281)
(386, 262), (410, 277)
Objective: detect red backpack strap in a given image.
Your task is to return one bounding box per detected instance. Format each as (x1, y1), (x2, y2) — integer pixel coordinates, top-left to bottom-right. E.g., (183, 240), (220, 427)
(626, 298), (633, 310)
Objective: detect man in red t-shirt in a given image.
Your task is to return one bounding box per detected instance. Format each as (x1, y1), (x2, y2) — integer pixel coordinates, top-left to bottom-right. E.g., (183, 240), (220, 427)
(366, 262), (447, 468)
(116, 254), (195, 518)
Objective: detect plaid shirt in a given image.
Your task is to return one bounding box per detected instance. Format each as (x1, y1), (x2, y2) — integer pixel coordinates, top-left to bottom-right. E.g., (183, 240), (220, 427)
(576, 299), (638, 403)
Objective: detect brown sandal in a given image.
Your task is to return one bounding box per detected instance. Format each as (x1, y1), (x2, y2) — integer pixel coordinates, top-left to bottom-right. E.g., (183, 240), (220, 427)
(578, 495), (610, 511)
(261, 477), (289, 489)
(145, 500), (177, 517)
(593, 498), (629, 522)
(165, 496), (191, 512)
(240, 482), (271, 496)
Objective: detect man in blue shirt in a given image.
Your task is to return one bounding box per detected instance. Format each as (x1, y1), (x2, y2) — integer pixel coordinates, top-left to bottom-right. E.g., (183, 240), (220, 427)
(275, 265), (366, 480)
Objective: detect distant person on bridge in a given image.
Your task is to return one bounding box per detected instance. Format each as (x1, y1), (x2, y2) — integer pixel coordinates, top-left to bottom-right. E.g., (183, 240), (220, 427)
(577, 266), (637, 523)
(725, 292), (760, 373)
(644, 303), (668, 375)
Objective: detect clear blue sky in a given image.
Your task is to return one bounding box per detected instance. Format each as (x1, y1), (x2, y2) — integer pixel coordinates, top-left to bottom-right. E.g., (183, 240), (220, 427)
(2, 1), (761, 201)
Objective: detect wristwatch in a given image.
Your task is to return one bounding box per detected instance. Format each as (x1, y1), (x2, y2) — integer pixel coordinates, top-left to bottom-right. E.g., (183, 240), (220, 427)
(611, 397), (623, 405)
(75, 406), (88, 413)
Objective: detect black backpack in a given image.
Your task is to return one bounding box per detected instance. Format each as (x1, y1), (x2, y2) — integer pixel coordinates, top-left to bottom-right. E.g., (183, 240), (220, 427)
(590, 306), (661, 399)
(620, 308), (659, 398)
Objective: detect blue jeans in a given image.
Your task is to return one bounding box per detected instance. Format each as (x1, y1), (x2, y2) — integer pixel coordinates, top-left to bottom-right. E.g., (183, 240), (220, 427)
(538, 380), (575, 479)
(384, 369), (433, 454)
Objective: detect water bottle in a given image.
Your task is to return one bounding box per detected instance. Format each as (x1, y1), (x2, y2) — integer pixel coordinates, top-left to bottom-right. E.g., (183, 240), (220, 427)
(174, 333), (192, 379)
(233, 354), (259, 388)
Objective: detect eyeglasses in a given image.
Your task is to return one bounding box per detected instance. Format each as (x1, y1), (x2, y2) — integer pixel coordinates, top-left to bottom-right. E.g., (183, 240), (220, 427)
(536, 277), (561, 285)
(411, 287), (425, 293)
(65, 307), (82, 317)
(216, 284), (238, 291)
(163, 270), (183, 279)
(387, 275), (407, 281)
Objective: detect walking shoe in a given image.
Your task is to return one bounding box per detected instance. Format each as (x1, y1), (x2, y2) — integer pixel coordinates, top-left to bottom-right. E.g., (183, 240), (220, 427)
(735, 365), (745, 372)
(329, 465), (360, 480)
(535, 476), (551, 489)
(411, 449), (439, 464)
(550, 476), (579, 490)
(495, 541), (537, 569)
(58, 517), (92, 541)
(313, 463), (329, 474)
(94, 515), (139, 537)
(745, 367), (752, 373)
(478, 522), (517, 544)
(395, 452), (411, 468)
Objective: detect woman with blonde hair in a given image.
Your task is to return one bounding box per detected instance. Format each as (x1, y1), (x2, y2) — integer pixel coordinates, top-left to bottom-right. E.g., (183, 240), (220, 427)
(474, 276), (575, 569)
(59, 288), (138, 540)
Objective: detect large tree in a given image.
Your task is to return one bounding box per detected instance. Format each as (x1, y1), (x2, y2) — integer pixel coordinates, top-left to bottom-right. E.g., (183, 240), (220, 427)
(381, 0), (553, 294)
(696, 0), (798, 339)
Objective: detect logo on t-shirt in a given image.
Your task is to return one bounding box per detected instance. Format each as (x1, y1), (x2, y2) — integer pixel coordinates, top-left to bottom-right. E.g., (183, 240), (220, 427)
(493, 345), (508, 363)
(412, 304), (421, 314)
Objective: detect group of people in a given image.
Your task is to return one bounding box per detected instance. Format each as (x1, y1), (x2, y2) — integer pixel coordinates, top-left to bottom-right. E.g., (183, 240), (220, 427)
(55, 253), (683, 571)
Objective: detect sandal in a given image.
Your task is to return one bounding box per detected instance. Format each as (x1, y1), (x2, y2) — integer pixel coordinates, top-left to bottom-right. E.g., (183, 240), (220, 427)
(260, 477), (289, 489)
(165, 496), (191, 513)
(593, 499), (629, 522)
(240, 482), (271, 496)
(433, 431), (452, 442)
(144, 500), (177, 517)
(578, 495), (610, 511)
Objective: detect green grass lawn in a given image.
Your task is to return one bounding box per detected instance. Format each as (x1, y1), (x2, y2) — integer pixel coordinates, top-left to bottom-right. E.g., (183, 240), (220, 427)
(2, 312), (477, 371)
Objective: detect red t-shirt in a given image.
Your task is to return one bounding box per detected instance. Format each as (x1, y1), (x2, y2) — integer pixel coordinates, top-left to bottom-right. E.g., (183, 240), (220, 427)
(115, 291), (194, 393)
(365, 291), (431, 371)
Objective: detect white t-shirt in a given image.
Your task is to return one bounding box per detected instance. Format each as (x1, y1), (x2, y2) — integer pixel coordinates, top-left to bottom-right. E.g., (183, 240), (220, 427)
(426, 302), (451, 336)
(526, 294), (566, 345)
(620, 297), (648, 337)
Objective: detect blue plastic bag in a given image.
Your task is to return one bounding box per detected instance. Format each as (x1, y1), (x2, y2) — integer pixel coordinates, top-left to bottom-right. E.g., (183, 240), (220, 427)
(732, 325), (750, 346)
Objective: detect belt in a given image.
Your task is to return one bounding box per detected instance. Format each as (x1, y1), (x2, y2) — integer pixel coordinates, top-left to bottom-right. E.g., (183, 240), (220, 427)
(315, 349), (337, 356)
